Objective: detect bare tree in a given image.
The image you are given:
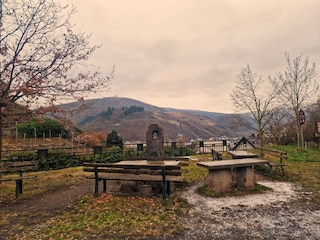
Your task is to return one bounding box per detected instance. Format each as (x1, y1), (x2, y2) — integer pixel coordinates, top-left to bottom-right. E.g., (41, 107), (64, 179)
(270, 53), (318, 148)
(264, 106), (290, 144)
(230, 65), (280, 148)
(0, 0), (112, 159)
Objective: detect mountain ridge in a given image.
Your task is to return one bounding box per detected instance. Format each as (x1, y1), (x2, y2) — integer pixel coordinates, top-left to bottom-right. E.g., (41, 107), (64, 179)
(64, 97), (248, 142)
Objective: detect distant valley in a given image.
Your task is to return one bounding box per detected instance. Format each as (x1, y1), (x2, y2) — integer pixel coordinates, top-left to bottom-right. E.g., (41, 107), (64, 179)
(63, 97), (250, 142)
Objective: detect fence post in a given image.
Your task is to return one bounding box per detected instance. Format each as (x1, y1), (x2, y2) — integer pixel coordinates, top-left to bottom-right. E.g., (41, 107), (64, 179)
(161, 166), (167, 202)
(94, 165), (99, 197)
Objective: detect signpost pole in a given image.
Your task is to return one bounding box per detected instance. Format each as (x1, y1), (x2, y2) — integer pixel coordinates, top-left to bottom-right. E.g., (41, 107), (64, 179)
(299, 109), (305, 149)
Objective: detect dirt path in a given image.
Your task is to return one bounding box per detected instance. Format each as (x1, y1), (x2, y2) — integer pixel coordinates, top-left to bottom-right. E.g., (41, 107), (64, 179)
(0, 179), (93, 213)
(0, 179), (94, 239)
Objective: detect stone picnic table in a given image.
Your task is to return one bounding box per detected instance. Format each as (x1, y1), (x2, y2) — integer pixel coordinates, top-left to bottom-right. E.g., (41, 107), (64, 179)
(197, 158), (269, 193)
(227, 150), (259, 159)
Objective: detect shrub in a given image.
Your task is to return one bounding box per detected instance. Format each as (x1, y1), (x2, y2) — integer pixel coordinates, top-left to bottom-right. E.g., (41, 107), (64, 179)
(106, 130), (123, 149)
(38, 149), (83, 171)
(89, 146), (124, 163)
(9, 151), (36, 161)
(164, 146), (195, 157)
(17, 118), (67, 138)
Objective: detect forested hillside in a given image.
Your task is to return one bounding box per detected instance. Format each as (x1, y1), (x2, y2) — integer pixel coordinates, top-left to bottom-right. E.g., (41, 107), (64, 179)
(63, 97), (249, 142)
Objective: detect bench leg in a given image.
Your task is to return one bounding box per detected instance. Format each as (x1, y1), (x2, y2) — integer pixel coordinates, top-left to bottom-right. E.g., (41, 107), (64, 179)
(161, 166), (167, 202)
(167, 181), (171, 195)
(269, 165), (274, 175)
(15, 179), (23, 198)
(269, 164), (285, 177)
(94, 178), (99, 198)
(103, 180), (107, 193)
(162, 182), (167, 202)
(280, 166), (285, 177)
(94, 165), (99, 197)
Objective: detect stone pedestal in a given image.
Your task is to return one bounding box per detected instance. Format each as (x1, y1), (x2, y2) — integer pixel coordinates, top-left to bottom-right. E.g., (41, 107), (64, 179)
(107, 180), (122, 192)
(207, 169), (233, 193)
(235, 167), (255, 190)
(137, 184), (152, 194)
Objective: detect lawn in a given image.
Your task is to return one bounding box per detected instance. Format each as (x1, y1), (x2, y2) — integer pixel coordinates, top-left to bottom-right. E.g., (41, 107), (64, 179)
(0, 146), (319, 239)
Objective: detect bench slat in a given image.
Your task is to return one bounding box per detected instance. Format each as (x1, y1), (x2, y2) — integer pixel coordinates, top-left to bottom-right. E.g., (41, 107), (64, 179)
(83, 162), (181, 169)
(0, 161), (38, 174)
(0, 175), (37, 182)
(83, 167), (183, 176)
(87, 173), (184, 182)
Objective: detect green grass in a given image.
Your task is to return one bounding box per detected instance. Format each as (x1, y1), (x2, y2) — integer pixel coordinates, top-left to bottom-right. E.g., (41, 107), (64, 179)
(5, 195), (185, 239)
(254, 145), (320, 200)
(0, 167), (86, 200)
(270, 145), (320, 162)
(1, 195), (185, 239)
(196, 183), (272, 198)
(1, 149), (320, 239)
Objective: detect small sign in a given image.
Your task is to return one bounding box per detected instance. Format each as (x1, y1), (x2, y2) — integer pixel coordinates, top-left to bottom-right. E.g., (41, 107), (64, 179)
(299, 109), (305, 125)
(222, 140), (227, 146)
(316, 121), (320, 134)
(137, 144), (143, 151)
(93, 146), (102, 154)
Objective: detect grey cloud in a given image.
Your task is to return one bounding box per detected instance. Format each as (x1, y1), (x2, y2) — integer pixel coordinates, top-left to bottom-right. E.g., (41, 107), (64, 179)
(66, 0), (320, 113)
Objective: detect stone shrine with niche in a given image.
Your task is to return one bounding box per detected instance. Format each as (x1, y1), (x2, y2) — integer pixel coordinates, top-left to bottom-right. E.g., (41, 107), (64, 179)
(146, 123), (164, 157)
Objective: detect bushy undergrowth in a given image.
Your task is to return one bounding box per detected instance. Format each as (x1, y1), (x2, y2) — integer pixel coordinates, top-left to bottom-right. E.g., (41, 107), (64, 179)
(164, 146), (195, 157)
(38, 149), (83, 171)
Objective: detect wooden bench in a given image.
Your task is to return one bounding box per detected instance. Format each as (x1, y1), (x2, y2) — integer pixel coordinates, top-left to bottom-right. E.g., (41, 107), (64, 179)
(211, 149), (222, 160)
(259, 147), (287, 176)
(83, 161), (185, 201)
(0, 160), (38, 197)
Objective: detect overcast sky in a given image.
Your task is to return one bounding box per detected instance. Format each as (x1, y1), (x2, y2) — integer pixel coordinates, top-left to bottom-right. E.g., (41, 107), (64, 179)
(65, 0), (320, 113)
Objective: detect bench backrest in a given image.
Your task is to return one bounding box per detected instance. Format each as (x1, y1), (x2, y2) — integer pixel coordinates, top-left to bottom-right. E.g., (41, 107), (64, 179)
(258, 147), (287, 163)
(0, 160), (38, 174)
(83, 162), (183, 176)
(211, 149), (222, 160)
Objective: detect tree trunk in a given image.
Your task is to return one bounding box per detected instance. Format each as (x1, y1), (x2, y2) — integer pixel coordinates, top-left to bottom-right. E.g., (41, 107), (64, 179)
(296, 120), (303, 148)
(0, 114), (2, 181)
(0, 114), (2, 160)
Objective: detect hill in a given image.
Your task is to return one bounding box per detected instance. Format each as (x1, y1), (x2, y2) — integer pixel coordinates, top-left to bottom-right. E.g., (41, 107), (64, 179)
(63, 97), (249, 142)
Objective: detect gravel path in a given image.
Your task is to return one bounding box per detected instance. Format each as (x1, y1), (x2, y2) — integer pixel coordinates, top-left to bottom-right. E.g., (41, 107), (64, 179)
(177, 180), (320, 240)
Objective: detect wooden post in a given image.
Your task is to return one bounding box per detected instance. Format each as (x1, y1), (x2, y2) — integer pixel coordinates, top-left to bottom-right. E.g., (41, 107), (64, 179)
(161, 166), (167, 202)
(94, 165), (99, 197)
(103, 180), (106, 193)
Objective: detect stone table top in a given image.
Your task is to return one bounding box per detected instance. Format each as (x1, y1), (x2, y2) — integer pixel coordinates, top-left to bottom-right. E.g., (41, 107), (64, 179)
(115, 160), (180, 167)
(197, 158), (269, 170)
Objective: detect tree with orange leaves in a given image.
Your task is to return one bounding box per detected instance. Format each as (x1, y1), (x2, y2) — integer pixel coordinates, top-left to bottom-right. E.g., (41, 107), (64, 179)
(0, 0), (113, 159)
